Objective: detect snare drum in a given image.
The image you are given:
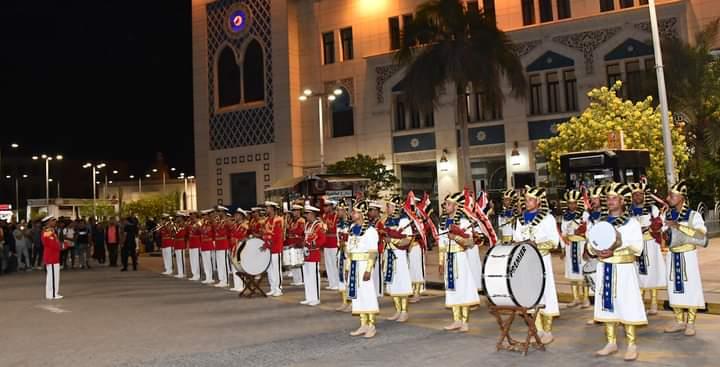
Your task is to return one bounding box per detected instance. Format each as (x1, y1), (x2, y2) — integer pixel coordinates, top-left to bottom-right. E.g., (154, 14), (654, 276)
(238, 238), (271, 275)
(282, 247), (304, 267)
(587, 222), (617, 251)
(482, 242), (546, 308)
(583, 258), (599, 293)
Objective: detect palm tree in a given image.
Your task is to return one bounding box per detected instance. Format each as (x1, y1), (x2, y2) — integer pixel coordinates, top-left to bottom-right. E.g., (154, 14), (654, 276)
(395, 0), (526, 187)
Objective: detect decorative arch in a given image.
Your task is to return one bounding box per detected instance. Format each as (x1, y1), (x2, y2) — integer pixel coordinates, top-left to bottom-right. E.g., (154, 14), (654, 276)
(216, 44), (241, 108)
(242, 38), (265, 103)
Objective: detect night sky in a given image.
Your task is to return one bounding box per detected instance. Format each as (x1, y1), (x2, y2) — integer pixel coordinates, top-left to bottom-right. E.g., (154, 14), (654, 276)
(0, 1), (193, 204)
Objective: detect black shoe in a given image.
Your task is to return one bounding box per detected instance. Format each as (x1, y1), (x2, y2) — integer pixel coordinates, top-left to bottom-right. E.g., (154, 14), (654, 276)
(121, 268), (128, 272)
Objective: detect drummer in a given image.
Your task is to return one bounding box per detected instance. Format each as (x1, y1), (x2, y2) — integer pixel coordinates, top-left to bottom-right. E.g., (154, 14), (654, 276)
(286, 203), (306, 286)
(229, 208), (250, 292)
(498, 189), (518, 243)
(512, 186), (559, 345)
(438, 192), (480, 333)
(663, 180), (707, 337)
(589, 182), (646, 361)
(301, 204), (325, 306)
(561, 189), (590, 308)
(335, 200), (352, 312)
(347, 200), (380, 338)
(383, 195), (413, 323)
(628, 181), (666, 316)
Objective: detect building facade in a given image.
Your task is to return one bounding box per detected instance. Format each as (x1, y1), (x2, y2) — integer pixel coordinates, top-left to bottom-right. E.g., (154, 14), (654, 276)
(191, 0), (719, 209)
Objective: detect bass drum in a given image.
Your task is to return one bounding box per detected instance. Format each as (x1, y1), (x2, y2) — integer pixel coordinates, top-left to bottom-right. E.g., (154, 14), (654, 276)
(231, 238), (271, 276)
(482, 242), (546, 308)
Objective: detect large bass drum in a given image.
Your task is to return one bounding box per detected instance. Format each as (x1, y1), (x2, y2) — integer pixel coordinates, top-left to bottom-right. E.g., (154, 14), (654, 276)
(482, 242), (546, 308)
(231, 238), (271, 276)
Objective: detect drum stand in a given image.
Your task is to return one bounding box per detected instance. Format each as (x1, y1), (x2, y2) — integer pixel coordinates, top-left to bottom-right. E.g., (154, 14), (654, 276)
(488, 305), (546, 356)
(236, 271), (267, 298)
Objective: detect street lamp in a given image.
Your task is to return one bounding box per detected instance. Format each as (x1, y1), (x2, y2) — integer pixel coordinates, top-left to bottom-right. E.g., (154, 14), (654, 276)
(0, 142), (20, 180)
(129, 174), (143, 193)
(33, 154), (63, 206)
(5, 173), (28, 219)
(298, 88), (343, 172)
(83, 162), (105, 219)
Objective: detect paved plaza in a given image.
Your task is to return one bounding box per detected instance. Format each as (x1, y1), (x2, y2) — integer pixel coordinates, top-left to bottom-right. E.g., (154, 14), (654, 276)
(2, 261), (720, 367)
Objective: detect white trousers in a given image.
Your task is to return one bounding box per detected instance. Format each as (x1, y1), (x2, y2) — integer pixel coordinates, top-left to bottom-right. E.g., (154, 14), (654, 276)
(323, 248), (339, 289)
(215, 250), (229, 285)
(45, 264), (60, 299)
(231, 255), (244, 291)
(303, 262), (320, 303)
(268, 253), (282, 294)
(201, 250), (214, 282)
(161, 247), (173, 274)
(291, 267), (304, 284)
(174, 249), (185, 277)
(188, 248), (201, 279)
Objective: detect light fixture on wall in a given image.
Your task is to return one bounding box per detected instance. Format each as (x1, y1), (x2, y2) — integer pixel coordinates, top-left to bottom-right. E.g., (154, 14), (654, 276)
(511, 141), (521, 166)
(439, 148), (449, 172)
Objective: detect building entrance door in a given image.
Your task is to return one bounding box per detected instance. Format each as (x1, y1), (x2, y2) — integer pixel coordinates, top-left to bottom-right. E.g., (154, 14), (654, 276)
(230, 172), (257, 209)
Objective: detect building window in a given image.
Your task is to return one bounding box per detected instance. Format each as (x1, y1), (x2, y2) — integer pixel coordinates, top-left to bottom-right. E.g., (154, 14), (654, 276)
(483, 0), (496, 18)
(521, 0), (535, 26)
(425, 111), (435, 127)
(410, 109), (421, 129)
(529, 74), (542, 115)
(625, 61), (643, 101)
(322, 31), (335, 65)
(539, 0), (553, 23)
(640, 0), (648, 4)
(564, 70), (578, 111)
(402, 14), (416, 45)
(394, 95), (434, 131)
(243, 39), (265, 103)
(620, 0), (635, 8)
(331, 87), (354, 137)
(395, 99), (406, 130)
(607, 63), (622, 87)
(466, 92), (502, 122)
(557, 0), (571, 19)
(340, 27), (354, 61)
(600, 0), (615, 12)
(389, 17), (401, 50)
(546, 72), (560, 113)
(217, 46), (241, 108)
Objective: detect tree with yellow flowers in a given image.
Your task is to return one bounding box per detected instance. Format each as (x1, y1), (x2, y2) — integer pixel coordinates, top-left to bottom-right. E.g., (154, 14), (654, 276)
(537, 81), (689, 187)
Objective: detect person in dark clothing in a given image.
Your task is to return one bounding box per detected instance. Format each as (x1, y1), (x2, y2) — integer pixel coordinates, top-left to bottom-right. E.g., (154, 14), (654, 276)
(92, 220), (106, 264)
(121, 216), (139, 271)
(75, 219), (91, 269)
(106, 218), (120, 267)
(32, 221), (43, 269)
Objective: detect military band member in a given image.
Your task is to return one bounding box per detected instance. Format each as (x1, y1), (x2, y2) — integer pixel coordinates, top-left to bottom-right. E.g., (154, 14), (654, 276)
(213, 207), (232, 288)
(407, 205), (426, 303)
(628, 182), (666, 315)
(561, 189), (590, 308)
(287, 204), (306, 286)
(383, 196), (413, 323)
(188, 212), (202, 281)
(173, 213), (188, 279)
(663, 180), (707, 337)
(368, 201), (385, 298)
(229, 209), (249, 292)
(42, 215), (62, 300)
(159, 214), (174, 275)
(263, 201), (285, 297)
(583, 187), (605, 326)
(301, 205), (325, 306)
(335, 201), (352, 312)
(348, 201), (380, 338)
(498, 189), (518, 243)
(439, 192), (480, 333)
(199, 209), (216, 284)
(591, 183), (646, 361)
(322, 200), (340, 290)
(513, 186), (559, 345)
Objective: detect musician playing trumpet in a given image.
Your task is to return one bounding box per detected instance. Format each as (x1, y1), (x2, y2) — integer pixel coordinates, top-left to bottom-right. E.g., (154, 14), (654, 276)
(300, 205), (325, 306)
(438, 192), (480, 333)
(590, 183), (646, 361)
(561, 189), (590, 308)
(159, 214), (174, 275)
(383, 196), (413, 323)
(512, 186), (559, 345)
(663, 180), (707, 337)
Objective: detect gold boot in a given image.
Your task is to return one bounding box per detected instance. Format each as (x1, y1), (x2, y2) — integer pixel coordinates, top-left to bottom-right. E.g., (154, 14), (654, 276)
(444, 306), (462, 331)
(567, 284), (581, 307)
(409, 283), (421, 303)
(397, 297), (409, 322)
(336, 291), (348, 312)
(623, 324), (638, 361)
(540, 314), (554, 344)
(387, 297), (401, 320)
(458, 306), (470, 332)
(685, 308), (697, 336)
(664, 308), (687, 333)
(581, 285), (592, 308)
(534, 311), (545, 338)
(364, 314), (377, 338)
(595, 322), (619, 357)
(647, 289), (658, 315)
(351, 314), (368, 336)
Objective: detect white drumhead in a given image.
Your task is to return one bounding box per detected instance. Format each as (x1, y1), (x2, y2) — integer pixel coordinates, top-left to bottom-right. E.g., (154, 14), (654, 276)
(240, 238), (271, 275)
(506, 243), (545, 308)
(587, 222), (616, 250)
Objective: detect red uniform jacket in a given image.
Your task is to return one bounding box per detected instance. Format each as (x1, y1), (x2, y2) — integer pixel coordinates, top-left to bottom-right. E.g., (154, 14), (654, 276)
(263, 215), (284, 254)
(230, 223), (249, 247)
(200, 224), (214, 251)
(304, 220), (326, 262)
(214, 223), (231, 251)
(189, 224), (202, 249)
(374, 220), (385, 254)
(160, 227), (174, 248)
(285, 218), (305, 248)
(42, 228), (61, 265)
(173, 226), (188, 250)
(321, 212), (338, 249)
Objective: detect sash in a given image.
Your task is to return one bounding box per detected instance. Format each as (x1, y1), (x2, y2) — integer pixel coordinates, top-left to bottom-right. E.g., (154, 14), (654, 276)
(338, 251), (345, 283)
(348, 260), (358, 300)
(637, 243), (648, 275)
(384, 249), (396, 283)
(446, 252), (456, 291)
(571, 242), (580, 274)
(602, 262), (615, 312)
(671, 252), (686, 294)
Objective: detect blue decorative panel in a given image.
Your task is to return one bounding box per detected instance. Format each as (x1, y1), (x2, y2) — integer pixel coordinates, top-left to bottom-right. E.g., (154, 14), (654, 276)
(393, 133), (436, 153)
(469, 125), (504, 145)
(528, 118), (568, 140)
(604, 39), (654, 61)
(207, 0), (274, 150)
(526, 51), (575, 72)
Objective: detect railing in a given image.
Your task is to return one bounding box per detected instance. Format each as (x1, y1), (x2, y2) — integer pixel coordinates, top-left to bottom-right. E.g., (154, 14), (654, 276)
(700, 201), (720, 237)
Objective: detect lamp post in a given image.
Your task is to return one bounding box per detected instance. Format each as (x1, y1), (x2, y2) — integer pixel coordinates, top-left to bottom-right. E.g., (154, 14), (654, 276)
(83, 162), (106, 219)
(299, 88), (342, 173)
(648, 0), (676, 187)
(32, 154), (63, 206)
(5, 173), (28, 219)
(0, 142), (20, 180)
(129, 175), (143, 193)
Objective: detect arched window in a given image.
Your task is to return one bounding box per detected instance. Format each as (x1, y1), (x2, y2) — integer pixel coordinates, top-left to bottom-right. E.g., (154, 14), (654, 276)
(243, 39), (265, 103)
(332, 87), (354, 137)
(217, 46), (241, 108)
